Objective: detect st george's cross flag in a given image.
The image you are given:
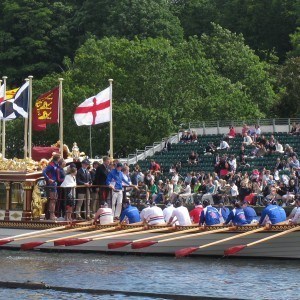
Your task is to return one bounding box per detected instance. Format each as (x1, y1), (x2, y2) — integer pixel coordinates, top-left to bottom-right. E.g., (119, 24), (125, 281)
(74, 87), (111, 126)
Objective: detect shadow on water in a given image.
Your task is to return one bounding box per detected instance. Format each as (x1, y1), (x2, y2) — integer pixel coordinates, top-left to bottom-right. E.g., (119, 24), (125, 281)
(0, 250), (299, 300)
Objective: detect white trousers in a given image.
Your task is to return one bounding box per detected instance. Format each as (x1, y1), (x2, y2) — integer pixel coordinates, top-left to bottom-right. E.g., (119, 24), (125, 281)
(112, 190), (123, 218)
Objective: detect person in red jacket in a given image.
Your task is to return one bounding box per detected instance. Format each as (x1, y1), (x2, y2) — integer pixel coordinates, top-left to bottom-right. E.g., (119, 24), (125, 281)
(189, 199), (203, 224)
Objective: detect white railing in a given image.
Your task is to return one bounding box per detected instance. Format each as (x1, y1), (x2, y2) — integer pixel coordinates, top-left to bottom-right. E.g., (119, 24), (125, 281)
(126, 118), (299, 165)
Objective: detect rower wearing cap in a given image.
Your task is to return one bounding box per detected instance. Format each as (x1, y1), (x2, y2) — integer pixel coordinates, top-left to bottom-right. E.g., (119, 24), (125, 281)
(120, 199), (141, 224)
(259, 198), (286, 225)
(143, 200), (165, 225)
(168, 199), (192, 226)
(224, 199), (248, 226)
(93, 202), (113, 225)
(199, 199), (222, 226)
(242, 200), (258, 224)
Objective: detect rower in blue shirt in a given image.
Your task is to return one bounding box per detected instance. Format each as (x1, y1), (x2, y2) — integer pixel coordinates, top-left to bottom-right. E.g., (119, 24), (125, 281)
(242, 200), (258, 224)
(199, 199), (222, 226)
(259, 198), (287, 225)
(120, 199), (141, 224)
(225, 199), (248, 226)
(218, 200), (230, 223)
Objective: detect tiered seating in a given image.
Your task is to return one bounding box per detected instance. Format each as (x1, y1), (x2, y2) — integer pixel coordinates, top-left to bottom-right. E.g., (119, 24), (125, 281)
(133, 132), (298, 177)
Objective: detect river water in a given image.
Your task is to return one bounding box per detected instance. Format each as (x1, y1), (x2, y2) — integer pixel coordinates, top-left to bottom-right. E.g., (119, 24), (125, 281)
(0, 250), (299, 300)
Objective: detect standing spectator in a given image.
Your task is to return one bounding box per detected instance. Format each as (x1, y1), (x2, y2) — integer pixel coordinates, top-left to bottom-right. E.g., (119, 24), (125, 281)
(94, 156), (111, 206)
(42, 153), (61, 220)
(56, 158), (66, 218)
(90, 161), (100, 218)
(75, 159), (92, 220)
(60, 166), (77, 222)
(106, 163), (132, 219)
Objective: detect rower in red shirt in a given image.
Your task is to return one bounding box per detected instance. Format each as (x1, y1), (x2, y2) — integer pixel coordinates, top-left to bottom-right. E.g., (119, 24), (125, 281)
(189, 199), (203, 224)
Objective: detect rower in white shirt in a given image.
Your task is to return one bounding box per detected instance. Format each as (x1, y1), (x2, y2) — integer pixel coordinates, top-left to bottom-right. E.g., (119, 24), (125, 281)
(163, 200), (178, 225)
(143, 200), (165, 225)
(167, 199), (192, 226)
(140, 201), (151, 222)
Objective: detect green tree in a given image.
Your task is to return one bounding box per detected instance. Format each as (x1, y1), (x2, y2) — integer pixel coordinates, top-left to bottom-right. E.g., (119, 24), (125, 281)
(275, 57), (300, 117)
(78, 0), (183, 42)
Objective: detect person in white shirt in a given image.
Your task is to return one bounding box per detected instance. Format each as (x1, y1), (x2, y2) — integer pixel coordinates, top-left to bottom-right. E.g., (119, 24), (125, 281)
(218, 140), (230, 150)
(275, 141), (284, 153)
(167, 199), (192, 226)
(93, 202), (114, 225)
(178, 183), (192, 202)
(171, 172), (179, 185)
(163, 200), (178, 225)
(143, 201), (165, 225)
(230, 181), (239, 198)
(242, 132), (253, 146)
(140, 202), (151, 222)
(288, 198), (300, 224)
(60, 167), (77, 222)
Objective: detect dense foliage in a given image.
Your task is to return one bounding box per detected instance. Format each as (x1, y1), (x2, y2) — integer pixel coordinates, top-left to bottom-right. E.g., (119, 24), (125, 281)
(1, 0), (299, 157)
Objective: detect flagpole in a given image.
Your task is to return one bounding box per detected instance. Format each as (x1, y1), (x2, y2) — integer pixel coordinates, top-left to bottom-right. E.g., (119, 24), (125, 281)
(2, 76), (7, 158)
(58, 78), (64, 157)
(28, 75), (33, 158)
(89, 125), (92, 158)
(24, 78), (29, 159)
(108, 79), (113, 160)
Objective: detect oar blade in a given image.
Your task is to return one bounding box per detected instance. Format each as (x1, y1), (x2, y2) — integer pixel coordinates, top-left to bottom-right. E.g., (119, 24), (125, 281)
(0, 239), (14, 246)
(107, 241), (132, 249)
(224, 245), (247, 256)
(131, 241), (157, 249)
(54, 239), (69, 246)
(64, 238), (91, 246)
(21, 241), (45, 251)
(175, 247), (199, 258)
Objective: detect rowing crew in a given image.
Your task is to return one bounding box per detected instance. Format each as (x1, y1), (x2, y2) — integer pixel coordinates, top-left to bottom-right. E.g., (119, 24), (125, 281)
(93, 197), (300, 227)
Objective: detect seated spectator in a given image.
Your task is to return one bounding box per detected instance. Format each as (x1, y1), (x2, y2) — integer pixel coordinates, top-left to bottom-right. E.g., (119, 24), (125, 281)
(254, 124), (261, 139)
(274, 157), (285, 171)
(188, 151), (198, 164)
(289, 122), (297, 135)
(202, 179), (217, 204)
(227, 126), (236, 139)
(242, 132), (253, 146)
(275, 140), (284, 153)
(191, 131), (198, 143)
(229, 181), (239, 199)
(149, 160), (161, 174)
(228, 155), (237, 173)
(148, 179), (158, 202)
(218, 138), (230, 150)
(289, 155), (300, 170)
(282, 178), (298, 206)
(266, 139), (276, 154)
(205, 142), (216, 155)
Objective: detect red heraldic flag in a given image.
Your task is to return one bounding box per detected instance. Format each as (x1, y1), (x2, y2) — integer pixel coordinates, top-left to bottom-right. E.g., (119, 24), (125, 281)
(32, 87), (59, 131)
(74, 87), (111, 126)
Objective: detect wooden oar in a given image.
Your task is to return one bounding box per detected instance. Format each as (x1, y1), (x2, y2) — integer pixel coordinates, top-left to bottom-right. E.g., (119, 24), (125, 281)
(64, 226), (171, 247)
(224, 225), (300, 256)
(0, 225), (71, 246)
(21, 225), (120, 250)
(20, 224), (96, 250)
(175, 226), (266, 258)
(107, 227), (201, 249)
(131, 226), (233, 249)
